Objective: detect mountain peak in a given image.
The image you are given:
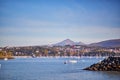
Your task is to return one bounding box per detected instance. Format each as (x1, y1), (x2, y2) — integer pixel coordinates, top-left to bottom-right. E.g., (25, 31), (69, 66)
(53, 39), (85, 46)
(63, 39), (73, 42)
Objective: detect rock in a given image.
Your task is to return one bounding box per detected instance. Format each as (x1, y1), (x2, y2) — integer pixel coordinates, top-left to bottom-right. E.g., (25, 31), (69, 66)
(84, 57), (120, 71)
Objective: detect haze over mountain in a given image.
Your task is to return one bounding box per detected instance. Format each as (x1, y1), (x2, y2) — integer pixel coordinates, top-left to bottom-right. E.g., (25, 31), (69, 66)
(89, 39), (120, 47)
(53, 39), (85, 46)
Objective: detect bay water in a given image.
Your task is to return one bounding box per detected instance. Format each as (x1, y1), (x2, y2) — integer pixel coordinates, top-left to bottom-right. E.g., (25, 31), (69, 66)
(0, 57), (120, 80)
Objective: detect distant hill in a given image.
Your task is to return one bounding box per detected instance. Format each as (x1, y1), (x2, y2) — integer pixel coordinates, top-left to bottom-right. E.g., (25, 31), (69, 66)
(53, 39), (85, 46)
(89, 39), (120, 47)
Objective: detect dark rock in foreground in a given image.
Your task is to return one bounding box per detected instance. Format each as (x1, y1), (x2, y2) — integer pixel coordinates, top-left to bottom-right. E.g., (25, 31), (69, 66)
(84, 57), (120, 71)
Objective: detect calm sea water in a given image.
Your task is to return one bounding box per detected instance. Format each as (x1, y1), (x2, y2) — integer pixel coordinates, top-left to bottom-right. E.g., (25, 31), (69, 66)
(0, 57), (120, 80)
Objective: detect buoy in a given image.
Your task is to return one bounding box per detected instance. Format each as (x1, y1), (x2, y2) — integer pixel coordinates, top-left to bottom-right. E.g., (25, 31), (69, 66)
(64, 61), (67, 64)
(4, 58), (8, 61)
(0, 64), (1, 69)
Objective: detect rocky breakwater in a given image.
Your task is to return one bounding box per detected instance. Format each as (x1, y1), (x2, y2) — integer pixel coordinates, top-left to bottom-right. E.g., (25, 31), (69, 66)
(84, 57), (120, 71)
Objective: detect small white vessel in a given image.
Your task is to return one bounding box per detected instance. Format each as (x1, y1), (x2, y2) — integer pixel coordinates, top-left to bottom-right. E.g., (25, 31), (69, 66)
(4, 58), (8, 61)
(69, 60), (77, 63)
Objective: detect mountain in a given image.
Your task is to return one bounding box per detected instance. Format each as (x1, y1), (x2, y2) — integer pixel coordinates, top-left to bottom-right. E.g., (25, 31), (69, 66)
(89, 39), (120, 47)
(54, 39), (85, 46)
(54, 39), (74, 46)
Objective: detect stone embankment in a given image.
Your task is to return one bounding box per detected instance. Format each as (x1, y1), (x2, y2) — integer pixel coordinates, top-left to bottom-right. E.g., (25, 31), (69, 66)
(84, 57), (120, 71)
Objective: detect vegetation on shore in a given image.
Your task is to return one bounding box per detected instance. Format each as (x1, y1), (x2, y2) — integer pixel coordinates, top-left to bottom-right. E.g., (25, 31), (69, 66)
(0, 51), (14, 59)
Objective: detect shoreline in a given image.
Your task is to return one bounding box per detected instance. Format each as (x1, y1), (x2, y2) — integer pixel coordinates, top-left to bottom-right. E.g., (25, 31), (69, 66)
(13, 56), (108, 58)
(0, 56), (14, 59)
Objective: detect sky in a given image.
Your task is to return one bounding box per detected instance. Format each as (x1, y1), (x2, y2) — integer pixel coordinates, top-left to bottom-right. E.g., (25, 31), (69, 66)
(0, 0), (120, 47)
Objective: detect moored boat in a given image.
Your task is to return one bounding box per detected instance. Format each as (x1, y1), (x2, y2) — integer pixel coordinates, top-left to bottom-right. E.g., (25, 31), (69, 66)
(68, 60), (77, 63)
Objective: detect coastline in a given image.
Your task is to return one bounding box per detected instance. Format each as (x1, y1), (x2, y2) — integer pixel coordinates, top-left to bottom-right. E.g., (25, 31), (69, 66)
(13, 56), (108, 58)
(0, 56), (14, 59)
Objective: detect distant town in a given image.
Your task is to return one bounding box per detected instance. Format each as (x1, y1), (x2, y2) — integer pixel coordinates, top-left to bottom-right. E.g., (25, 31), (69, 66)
(0, 39), (120, 59)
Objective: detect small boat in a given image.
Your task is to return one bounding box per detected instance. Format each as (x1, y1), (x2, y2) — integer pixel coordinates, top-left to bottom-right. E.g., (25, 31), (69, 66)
(64, 60), (77, 64)
(69, 60), (77, 63)
(4, 58), (8, 61)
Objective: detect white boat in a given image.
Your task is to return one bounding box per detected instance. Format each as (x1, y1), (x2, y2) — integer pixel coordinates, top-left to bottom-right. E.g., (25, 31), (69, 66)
(69, 60), (77, 63)
(4, 58), (8, 61)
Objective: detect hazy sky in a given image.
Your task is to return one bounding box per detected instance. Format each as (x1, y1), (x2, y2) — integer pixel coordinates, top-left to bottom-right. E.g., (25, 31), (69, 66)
(0, 0), (120, 46)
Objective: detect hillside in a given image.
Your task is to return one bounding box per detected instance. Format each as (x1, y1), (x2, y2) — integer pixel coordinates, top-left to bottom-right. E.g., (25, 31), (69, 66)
(89, 39), (120, 47)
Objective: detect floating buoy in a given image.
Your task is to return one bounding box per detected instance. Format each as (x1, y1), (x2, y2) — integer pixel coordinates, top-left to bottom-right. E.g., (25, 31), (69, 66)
(0, 64), (1, 69)
(4, 58), (8, 61)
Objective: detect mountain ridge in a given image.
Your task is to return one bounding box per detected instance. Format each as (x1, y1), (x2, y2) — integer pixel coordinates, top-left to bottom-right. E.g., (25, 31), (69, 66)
(53, 39), (85, 46)
(53, 39), (120, 47)
(89, 39), (120, 47)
